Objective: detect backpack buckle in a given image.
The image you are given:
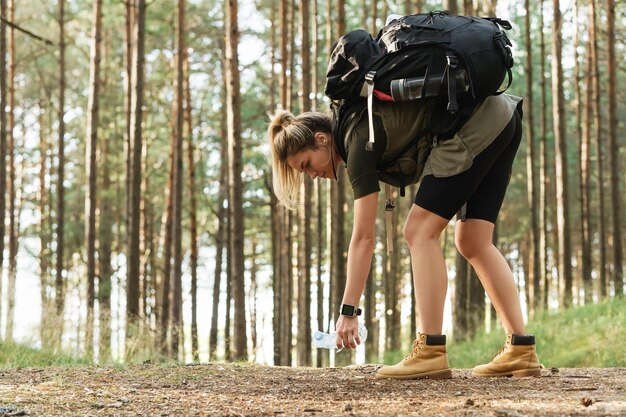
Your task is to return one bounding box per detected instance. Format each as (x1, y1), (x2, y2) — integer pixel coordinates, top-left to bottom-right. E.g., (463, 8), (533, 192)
(446, 54), (458, 69)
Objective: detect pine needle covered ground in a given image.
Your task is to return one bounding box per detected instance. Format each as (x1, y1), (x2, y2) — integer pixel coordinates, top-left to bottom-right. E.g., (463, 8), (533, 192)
(0, 364), (625, 416)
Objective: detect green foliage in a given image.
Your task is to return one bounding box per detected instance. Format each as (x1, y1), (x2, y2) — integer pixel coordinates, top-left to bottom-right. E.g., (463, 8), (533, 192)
(0, 342), (90, 369)
(448, 297), (626, 368)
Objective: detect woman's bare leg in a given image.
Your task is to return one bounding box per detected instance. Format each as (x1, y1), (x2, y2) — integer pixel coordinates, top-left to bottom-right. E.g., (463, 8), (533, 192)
(404, 204), (450, 335)
(455, 218), (525, 335)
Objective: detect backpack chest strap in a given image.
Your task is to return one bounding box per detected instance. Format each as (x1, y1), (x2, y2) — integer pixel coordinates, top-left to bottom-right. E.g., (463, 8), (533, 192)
(365, 71), (376, 151)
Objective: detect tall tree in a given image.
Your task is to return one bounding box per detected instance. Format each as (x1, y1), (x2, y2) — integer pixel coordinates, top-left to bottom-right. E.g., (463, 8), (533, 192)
(55, 0), (66, 329)
(6, 0), (16, 342)
(84, 0), (103, 358)
(462, 0), (474, 14)
(209, 66), (228, 361)
(444, 0), (458, 13)
(170, 0), (186, 359)
(98, 121), (113, 360)
(538, 0), (550, 308)
(589, 0), (607, 298)
(580, 18), (593, 303)
(274, 0), (292, 366)
(297, 0), (313, 367)
(124, 0), (134, 260)
(524, 0), (540, 314)
(183, 48), (199, 361)
(606, 0), (623, 296)
(370, 0), (378, 35)
(38, 98), (52, 348)
(127, 0), (146, 352)
(332, 0), (349, 367)
(551, 0), (573, 307)
(157, 100), (176, 354)
(0, 0), (6, 328)
(225, 0), (247, 360)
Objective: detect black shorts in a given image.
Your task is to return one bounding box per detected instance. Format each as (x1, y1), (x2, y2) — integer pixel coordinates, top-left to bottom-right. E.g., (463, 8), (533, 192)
(414, 107), (523, 223)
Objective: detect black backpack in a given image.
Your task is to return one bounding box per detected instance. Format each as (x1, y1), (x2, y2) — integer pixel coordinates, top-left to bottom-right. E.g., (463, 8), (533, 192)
(326, 11), (514, 150)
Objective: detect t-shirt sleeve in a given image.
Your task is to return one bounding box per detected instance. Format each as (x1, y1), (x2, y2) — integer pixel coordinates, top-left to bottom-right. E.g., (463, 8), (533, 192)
(345, 116), (387, 200)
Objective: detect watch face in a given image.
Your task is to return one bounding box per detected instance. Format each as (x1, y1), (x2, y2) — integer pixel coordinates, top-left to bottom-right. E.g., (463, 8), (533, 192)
(341, 304), (355, 316)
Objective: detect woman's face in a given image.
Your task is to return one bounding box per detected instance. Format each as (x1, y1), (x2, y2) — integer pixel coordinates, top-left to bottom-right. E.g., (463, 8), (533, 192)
(286, 133), (338, 180)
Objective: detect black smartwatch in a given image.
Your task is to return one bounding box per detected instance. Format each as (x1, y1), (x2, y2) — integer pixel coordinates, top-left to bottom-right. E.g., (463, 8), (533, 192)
(340, 304), (362, 317)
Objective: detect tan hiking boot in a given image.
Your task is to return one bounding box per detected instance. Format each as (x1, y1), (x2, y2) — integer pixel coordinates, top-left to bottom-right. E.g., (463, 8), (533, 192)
(376, 333), (452, 380)
(472, 334), (541, 377)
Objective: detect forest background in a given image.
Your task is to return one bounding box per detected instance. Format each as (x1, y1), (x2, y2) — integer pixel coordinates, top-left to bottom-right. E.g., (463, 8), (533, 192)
(0, 0), (623, 369)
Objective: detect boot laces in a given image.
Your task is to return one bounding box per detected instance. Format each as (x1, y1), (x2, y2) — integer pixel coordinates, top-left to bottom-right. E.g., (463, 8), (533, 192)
(492, 344), (507, 360)
(491, 338), (512, 361)
(405, 337), (424, 361)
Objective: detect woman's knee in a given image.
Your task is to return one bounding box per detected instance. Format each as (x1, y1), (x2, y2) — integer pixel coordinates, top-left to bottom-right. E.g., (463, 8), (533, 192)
(404, 205), (447, 246)
(455, 228), (489, 260)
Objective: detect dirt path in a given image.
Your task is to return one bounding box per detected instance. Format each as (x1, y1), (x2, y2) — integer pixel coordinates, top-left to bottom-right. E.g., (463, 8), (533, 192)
(0, 364), (624, 416)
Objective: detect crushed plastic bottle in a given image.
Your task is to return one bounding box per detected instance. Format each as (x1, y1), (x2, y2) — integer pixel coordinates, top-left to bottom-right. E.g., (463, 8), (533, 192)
(312, 322), (368, 351)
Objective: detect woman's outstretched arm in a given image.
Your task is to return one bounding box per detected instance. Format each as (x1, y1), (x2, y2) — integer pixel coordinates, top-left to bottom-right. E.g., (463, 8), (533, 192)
(335, 191), (378, 349)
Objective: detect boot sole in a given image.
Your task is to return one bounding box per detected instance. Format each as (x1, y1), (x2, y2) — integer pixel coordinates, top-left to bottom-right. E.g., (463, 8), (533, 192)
(376, 368), (453, 380)
(473, 368), (542, 378)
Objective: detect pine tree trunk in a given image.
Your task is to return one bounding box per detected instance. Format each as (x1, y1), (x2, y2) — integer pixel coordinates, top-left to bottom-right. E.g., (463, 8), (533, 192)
(296, 0), (313, 367)
(572, 0), (583, 304)
(463, 0), (474, 14)
(224, 218), (232, 361)
(0, 0), (7, 327)
(589, 0), (607, 298)
(124, 0), (134, 261)
(315, 180), (327, 367)
(85, 0), (103, 359)
(6, 0), (16, 342)
(390, 191), (401, 351)
(55, 0), (67, 333)
(169, 0), (186, 359)
(524, 0), (541, 316)
(580, 29), (593, 304)
(322, 0), (333, 368)
(365, 243), (378, 362)
(370, 0), (378, 36)
(140, 141), (150, 325)
(249, 239), (258, 360)
(38, 99), (52, 349)
(156, 99), (176, 355)
(209, 102), (228, 361)
(444, 0), (458, 14)
(453, 251), (469, 341)
(538, 0), (550, 309)
(288, 0), (297, 110)
(225, 0), (247, 360)
(183, 48), (199, 361)
(481, 0), (497, 16)
(468, 268), (485, 336)
(605, 0), (623, 296)
(127, 0), (146, 356)
(333, 0), (350, 368)
(551, 0), (573, 307)
(98, 118), (113, 362)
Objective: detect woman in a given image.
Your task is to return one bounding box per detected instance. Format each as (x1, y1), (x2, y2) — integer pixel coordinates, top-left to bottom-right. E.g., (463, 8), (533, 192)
(267, 93), (541, 379)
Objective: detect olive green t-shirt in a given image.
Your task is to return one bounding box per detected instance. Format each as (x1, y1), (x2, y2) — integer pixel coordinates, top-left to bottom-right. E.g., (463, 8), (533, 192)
(341, 115), (388, 200)
(341, 93), (522, 200)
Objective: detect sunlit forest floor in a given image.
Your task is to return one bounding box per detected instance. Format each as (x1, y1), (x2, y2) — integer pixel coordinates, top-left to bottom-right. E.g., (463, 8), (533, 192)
(0, 363), (624, 416)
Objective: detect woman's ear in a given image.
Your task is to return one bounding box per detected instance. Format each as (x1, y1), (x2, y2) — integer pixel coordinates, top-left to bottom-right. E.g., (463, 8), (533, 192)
(314, 132), (328, 144)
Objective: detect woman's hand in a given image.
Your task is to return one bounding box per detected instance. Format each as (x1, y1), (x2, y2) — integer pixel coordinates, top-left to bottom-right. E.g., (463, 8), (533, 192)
(335, 315), (361, 349)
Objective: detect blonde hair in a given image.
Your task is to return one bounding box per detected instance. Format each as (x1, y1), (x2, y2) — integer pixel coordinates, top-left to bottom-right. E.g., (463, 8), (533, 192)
(267, 110), (333, 209)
